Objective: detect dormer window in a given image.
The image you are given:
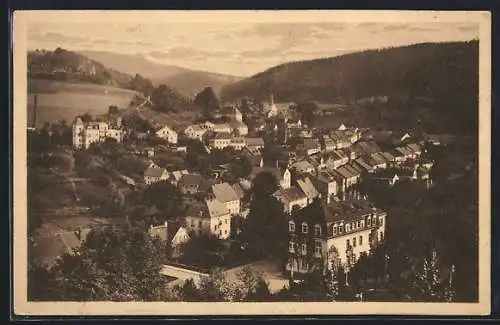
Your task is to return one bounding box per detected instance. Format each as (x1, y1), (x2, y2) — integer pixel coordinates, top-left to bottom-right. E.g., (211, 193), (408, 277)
(302, 222), (308, 234)
(367, 216), (372, 226)
(314, 224), (322, 236)
(289, 221), (296, 232)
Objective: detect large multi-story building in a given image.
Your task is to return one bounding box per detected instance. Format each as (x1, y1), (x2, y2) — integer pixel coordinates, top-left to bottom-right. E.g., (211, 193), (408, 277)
(285, 198), (387, 276)
(185, 197), (232, 240)
(72, 117), (123, 150)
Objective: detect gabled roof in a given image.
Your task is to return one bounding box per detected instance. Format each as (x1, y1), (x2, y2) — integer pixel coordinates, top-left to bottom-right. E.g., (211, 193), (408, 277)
(291, 159), (315, 172)
(213, 132), (233, 140)
(213, 123), (231, 129)
(406, 143), (422, 153)
(144, 166), (167, 178)
(395, 146), (413, 156)
(355, 157), (373, 171)
(370, 152), (388, 165)
(245, 137), (265, 147)
(297, 177), (319, 201)
(273, 186), (307, 204)
(205, 198), (230, 218)
(171, 169), (188, 181)
(212, 183), (240, 203)
(232, 182), (246, 199)
(354, 141), (381, 155)
(179, 174), (203, 187)
(380, 151), (395, 162)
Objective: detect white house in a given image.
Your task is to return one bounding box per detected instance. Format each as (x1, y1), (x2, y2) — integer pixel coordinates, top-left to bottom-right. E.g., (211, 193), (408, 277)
(143, 166), (169, 185)
(72, 117), (123, 150)
(184, 125), (208, 141)
(155, 125), (178, 144)
(273, 186), (309, 214)
(185, 198), (232, 240)
(211, 182), (241, 215)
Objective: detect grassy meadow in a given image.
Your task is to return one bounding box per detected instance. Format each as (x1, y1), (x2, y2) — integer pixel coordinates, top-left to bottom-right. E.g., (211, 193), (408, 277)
(27, 78), (139, 128)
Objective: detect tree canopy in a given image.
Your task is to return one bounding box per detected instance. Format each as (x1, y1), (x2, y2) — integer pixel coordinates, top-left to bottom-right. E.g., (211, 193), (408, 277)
(29, 224), (168, 301)
(194, 87), (220, 120)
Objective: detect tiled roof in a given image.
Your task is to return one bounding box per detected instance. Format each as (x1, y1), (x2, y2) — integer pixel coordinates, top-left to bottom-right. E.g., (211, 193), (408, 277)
(371, 152), (388, 165)
(245, 137), (265, 147)
(291, 160), (315, 172)
(323, 199), (379, 223)
(205, 198), (230, 218)
(144, 167), (167, 178)
(297, 177), (319, 201)
(179, 174), (203, 187)
(213, 132), (233, 140)
(380, 151), (395, 162)
(232, 182), (246, 199)
(212, 183), (240, 203)
(273, 186), (307, 204)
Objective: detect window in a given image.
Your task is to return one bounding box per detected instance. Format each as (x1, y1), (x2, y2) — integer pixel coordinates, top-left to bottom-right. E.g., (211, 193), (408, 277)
(338, 225), (343, 234)
(301, 243), (307, 255)
(198, 220), (202, 228)
(302, 222), (308, 234)
(361, 220), (365, 228)
(314, 224), (322, 236)
(379, 217), (384, 226)
(367, 217), (372, 226)
(190, 219), (194, 227)
(225, 230), (228, 235)
(380, 231), (384, 241)
(357, 221), (361, 228)
(353, 237), (357, 247)
(345, 223), (350, 232)
(333, 225), (338, 235)
(289, 221), (295, 232)
(289, 241), (295, 252)
(359, 235), (363, 245)
(314, 242), (322, 257)
(346, 239), (350, 247)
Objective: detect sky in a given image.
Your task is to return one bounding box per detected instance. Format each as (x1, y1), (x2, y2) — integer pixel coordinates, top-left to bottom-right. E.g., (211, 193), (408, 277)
(26, 21), (479, 77)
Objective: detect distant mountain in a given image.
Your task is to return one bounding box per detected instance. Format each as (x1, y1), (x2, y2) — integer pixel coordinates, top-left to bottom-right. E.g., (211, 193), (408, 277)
(221, 41), (479, 134)
(28, 48), (197, 114)
(78, 50), (243, 97)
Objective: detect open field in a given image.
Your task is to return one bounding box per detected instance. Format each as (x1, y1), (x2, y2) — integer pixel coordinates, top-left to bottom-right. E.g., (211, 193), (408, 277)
(27, 78), (139, 128)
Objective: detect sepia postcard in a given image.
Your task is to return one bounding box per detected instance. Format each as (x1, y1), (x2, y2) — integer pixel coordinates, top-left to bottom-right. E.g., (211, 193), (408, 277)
(13, 10), (491, 316)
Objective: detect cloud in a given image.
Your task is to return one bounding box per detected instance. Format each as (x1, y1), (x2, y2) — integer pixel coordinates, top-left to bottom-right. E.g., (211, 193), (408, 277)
(149, 47), (229, 60)
(28, 31), (90, 44)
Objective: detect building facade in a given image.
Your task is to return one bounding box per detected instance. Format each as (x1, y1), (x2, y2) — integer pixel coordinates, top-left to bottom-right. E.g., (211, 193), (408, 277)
(285, 199), (387, 275)
(72, 117), (123, 150)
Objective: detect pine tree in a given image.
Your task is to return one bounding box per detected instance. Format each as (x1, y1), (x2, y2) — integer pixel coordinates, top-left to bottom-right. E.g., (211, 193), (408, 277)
(415, 249), (442, 301)
(443, 264), (456, 302)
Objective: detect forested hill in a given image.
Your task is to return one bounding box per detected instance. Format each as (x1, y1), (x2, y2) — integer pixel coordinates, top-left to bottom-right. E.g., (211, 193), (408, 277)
(28, 48), (133, 88)
(221, 41), (479, 134)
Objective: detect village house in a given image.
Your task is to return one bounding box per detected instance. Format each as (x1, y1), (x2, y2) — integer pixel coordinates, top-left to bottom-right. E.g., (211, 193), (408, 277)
(334, 163), (362, 191)
(353, 141), (381, 157)
(143, 165), (169, 185)
(155, 125), (178, 144)
(168, 169), (189, 186)
(273, 186), (309, 214)
(242, 146), (262, 166)
(178, 173), (214, 195)
(249, 161), (291, 190)
(329, 130), (352, 150)
(245, 137), (265, 150)
(310, 170), (341, 202)
(285, 199), (387, 275)
(296, 138), (322, 156)
(380, 151), (396, 167)
(211, 182), (241, 215)
(369, 152), (389, 170)
(212, 123), (232, 134)
(290, 159), (316, 175)
(185, 198), (232, 240)
(296, 176), (320, 202)
(72, 117), (123, 150)
(184, 124), (208, 141)
(229, 137), (246, 151)
(148, 221), (190, 258)
(208, 132), (233, 150)
(322, 135), (337, 152)
(221, 105), (243, 122)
